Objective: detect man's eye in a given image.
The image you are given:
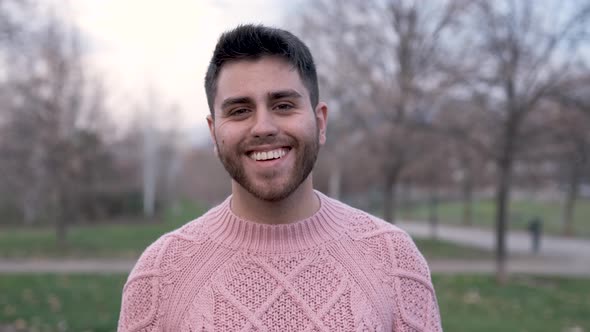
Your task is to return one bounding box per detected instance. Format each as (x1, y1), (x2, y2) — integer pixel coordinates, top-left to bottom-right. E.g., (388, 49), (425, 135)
(274, 103), (294, 111)
(230, 108), (250, 116)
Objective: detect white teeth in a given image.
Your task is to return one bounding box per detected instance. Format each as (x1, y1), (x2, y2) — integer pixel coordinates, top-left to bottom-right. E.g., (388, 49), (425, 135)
(250, 148), (287, 161)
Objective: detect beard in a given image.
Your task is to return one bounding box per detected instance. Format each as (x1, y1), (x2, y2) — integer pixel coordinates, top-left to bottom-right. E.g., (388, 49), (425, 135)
(215, 127), (320, 202)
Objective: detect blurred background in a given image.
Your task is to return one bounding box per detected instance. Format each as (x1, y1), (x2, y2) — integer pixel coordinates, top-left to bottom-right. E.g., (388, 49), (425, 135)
(0, 0), (589, 331)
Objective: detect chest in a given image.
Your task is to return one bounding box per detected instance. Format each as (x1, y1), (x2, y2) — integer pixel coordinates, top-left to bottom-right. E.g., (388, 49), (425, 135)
(165, 251), (394, 331)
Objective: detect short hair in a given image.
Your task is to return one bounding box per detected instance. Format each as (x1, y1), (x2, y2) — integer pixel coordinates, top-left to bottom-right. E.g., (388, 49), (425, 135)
(204, 24), (319, 116)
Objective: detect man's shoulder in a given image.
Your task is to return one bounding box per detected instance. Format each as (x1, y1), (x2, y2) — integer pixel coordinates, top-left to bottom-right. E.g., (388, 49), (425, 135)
(320, 193), (407, 237)
(322, 195), (430, 275)
(325, 200), (440, 331)
(118, 207), (223, 331)
(343, 206), (417, 252)
(129, 211), (215, 278)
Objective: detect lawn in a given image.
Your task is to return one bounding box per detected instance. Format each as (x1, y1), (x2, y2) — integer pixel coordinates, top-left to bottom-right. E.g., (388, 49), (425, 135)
(414, 238), (492, 260)
(0, 201), (205, 259)
(0, 200), (493, 260)
(0, 274), (126, 332)
(400, 198), (590, 238)
(435, 275), (590, 331)
(0, 274), (587, 332)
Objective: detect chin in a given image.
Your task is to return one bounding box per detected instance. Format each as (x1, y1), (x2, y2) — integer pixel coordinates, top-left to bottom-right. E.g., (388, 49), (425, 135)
(248, 186), (294, 202)
(244, 179), (301, 202)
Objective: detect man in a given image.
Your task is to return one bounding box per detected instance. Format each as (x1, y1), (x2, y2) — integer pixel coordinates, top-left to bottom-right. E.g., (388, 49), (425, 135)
(118, 24), (442, 332)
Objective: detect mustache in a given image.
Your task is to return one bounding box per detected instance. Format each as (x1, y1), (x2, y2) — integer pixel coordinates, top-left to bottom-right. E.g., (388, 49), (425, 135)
(240, 136), (295, 151)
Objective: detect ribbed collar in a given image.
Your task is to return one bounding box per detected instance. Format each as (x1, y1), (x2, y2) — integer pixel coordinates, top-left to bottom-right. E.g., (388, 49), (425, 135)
(202, 191), (350, 254)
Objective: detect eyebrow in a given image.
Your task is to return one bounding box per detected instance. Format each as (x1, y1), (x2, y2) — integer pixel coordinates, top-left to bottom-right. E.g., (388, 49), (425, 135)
(220, 89), (303, 111)
(268, 89), (302, 101)
(220, 96), (253, 110)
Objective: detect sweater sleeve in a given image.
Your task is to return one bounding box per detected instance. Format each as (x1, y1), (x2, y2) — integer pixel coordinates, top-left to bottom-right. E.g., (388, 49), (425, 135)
(118, 237), (167, 332)
(388, 231), (443, 332)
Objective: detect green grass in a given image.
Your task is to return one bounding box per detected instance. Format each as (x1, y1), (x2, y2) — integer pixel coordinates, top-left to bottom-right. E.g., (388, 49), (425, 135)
(0, 274), (587, 332)
(400, 198), (590, 237)
(434, 275), (590, 331)
(0, 199), (495, 260)
(414, 238), (493, 260)
(0, 201), (205, 259)
(0, 274), (127, 332)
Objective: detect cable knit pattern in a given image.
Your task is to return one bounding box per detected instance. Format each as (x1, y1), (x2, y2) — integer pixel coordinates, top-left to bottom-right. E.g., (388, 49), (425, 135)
(118, 191), (442, 331)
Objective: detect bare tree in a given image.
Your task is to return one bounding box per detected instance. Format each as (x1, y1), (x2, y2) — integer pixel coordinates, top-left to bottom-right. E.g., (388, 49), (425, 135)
(552, 75), (590, 118)
(0, 0), (29, 42)
(453, 0), (590, 282)
(403, 130), (456, 238)
(435, 97), (494, 226)
(0, 5), (111, 246)
(294, 0), (468, 222)
(453, 142), (479, 226)
(537, 97), (590, 236)
(546, 76), (590, 235)
(179, 146), (231, 207)
(555, 113), (589, 236)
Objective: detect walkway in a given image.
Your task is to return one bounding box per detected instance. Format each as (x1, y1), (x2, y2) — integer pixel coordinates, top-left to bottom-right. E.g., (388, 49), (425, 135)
(399, 220), (590, 277)
(0, 259), (135, 274)
(1, 222), (589, 276)
(398, 220), (590, 259)
(0, 257), (587, 277)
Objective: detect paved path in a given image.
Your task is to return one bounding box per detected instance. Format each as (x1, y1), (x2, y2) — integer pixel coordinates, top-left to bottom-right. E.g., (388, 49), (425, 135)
(399, 220), (590, 277)
(429, 258), (590, 277)
(0, 259), (135, 274)
(1, 222), (589, 276)
(398, 220), (590, 259)
(0, 257), (588, 277)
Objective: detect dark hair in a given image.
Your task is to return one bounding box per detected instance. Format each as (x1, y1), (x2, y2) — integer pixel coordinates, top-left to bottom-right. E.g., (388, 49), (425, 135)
(204, 24), (319, 116)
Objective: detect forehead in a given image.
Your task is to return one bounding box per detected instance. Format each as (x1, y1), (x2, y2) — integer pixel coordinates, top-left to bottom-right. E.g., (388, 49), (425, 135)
(214, 56), (309, 107)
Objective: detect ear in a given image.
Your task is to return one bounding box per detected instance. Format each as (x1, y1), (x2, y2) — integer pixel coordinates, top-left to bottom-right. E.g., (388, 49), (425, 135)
(315, 102), (328, 145)
(206, 114), (219, 156)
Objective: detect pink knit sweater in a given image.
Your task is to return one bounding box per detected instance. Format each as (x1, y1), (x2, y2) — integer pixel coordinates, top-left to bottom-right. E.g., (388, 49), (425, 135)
(118, 192), (442, 331)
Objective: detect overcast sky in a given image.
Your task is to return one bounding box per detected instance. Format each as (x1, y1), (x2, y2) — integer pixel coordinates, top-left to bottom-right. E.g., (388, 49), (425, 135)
(69, 0), (298, 141)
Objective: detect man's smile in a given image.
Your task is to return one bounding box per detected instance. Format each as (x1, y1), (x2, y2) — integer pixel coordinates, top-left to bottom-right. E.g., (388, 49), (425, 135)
(248, 148), (289, 161)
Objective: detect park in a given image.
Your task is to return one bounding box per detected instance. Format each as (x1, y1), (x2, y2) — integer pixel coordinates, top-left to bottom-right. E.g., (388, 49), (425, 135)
(1, 199), (589, 331)
(1, 0), (590, 331)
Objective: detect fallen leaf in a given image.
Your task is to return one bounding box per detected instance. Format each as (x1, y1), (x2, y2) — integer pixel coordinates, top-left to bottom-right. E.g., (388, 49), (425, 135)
(47, 294), (61, 313)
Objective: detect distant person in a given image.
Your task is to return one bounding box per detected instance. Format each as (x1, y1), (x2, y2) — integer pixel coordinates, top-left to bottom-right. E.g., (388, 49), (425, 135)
(118, 24), (442, 331)
(528, 217), (543, 254)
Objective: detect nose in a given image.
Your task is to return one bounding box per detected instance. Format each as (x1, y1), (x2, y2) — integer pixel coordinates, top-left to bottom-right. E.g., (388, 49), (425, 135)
(250, 109), (279, 138)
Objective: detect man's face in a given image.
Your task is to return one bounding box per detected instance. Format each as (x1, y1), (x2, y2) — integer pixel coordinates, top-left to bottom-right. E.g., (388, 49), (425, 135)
(207, 56), (327, 202)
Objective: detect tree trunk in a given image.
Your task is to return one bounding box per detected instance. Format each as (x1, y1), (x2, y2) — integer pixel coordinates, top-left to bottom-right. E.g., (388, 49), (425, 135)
(329, 164), (342, 200)
(143, 118), (158, 218)
(55, 191), (68, 249)
(494, 159), (512, 284)
(56, 216), (67, 249)
(562, 163), (580, 237)
(398, 182), (412, 220)
(462, 175), (473, 226)
(495, 131), (516, 284)
(428, 187), (439, 239)
(383, 174), (399, 223)
(21, 190), (38, 225)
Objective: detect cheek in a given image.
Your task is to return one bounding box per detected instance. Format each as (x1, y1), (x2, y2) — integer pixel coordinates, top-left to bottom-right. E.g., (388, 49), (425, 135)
(216, 134), (229, 148)
(287, 116), (316, 133)
(214, 124), (235, 147)
(215, 130), (240, 152)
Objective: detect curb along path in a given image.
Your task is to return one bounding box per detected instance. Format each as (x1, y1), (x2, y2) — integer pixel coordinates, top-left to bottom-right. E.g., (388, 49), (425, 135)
(1, 222), (589, 276)
(0, 257), (589, 277)
(0, 259), (135, 274)
(399, 221), (590, 259)
(400, 220), (590, 277)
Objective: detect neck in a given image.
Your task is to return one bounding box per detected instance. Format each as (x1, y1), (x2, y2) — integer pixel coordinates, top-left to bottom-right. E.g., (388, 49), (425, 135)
(230, 175), (319, 225)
